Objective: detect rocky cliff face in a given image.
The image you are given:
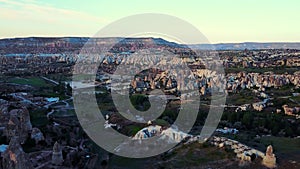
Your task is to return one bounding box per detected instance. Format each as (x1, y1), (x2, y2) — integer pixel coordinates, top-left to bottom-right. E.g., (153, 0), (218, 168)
(1, 137), (33, 169)
(0, 99), (34, 169)
(4, 108), (32, 144)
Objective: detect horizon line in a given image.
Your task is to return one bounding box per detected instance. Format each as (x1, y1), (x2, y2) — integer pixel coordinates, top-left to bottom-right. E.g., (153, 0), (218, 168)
(0, 36), (300, 45)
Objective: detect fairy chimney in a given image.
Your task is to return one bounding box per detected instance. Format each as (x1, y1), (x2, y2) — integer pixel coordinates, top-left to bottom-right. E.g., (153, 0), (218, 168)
(262, 145), (276, 168)
(52, 142), (64, 166)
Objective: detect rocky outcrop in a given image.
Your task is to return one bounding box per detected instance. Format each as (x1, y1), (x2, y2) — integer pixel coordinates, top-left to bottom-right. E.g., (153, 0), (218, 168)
(210, 136), (264, 162)
(282, 105), (300, 116)
(52, 142), (63, 166)
(1, 137), (33, 169)
(133, 125), (190, 144)
(252, 102), (266, 112)
(4, 108), (32, 143)
(30, 128), (45, 144)
(0, 99), (9, 131)
(262, 145), (276, 168)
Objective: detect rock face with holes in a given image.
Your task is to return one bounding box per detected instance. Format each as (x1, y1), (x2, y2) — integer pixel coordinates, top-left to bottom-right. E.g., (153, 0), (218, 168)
(262, 145), (276, 168)
(1, 137), (33, 169)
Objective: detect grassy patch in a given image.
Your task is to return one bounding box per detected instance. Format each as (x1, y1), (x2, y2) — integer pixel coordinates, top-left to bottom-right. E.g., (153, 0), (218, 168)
(226, 90), (257, 105)
(291, 96), (300, 103)
(123, 125), (144, 136)
(258, 136), (300, 154)
(30, 108), (49, 127)
(153, 119), (170, 127)
(266, 85), (295, 97)
(8, 77), (50, 87)
(161, 142), (236, 168)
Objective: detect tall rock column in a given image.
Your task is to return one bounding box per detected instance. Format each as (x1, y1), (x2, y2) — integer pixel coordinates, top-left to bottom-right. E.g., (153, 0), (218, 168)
(52, 142), (63, 166)
(262, 145), (276, 168)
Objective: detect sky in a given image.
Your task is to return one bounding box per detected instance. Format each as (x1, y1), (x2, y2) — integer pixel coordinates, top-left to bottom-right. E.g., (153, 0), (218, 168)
(0, 0), (299, 43)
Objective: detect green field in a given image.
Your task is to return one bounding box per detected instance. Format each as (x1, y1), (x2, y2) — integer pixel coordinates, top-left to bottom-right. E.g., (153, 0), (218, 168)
(258, 136), (300, 154)
(226, 89), (257, 105)
(291, 96), (300, 103)
(8, 77), (50, 87)
(232, 133), (300, 157)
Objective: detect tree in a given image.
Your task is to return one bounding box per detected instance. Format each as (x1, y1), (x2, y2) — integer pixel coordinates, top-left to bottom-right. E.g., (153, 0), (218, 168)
(285, 126), (294, 137)
(242, 112), (253, 129)
(228, 112), (237, 124)
(271, 124), (280, 136)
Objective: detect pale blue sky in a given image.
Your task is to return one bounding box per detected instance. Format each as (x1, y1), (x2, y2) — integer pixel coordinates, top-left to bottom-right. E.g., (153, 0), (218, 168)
(0, 0), (299, 43)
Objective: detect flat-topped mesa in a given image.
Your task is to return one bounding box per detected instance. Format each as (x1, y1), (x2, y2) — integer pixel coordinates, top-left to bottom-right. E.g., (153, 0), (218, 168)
(262, 145), (277, 169)
(1, 137), (33, 169)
